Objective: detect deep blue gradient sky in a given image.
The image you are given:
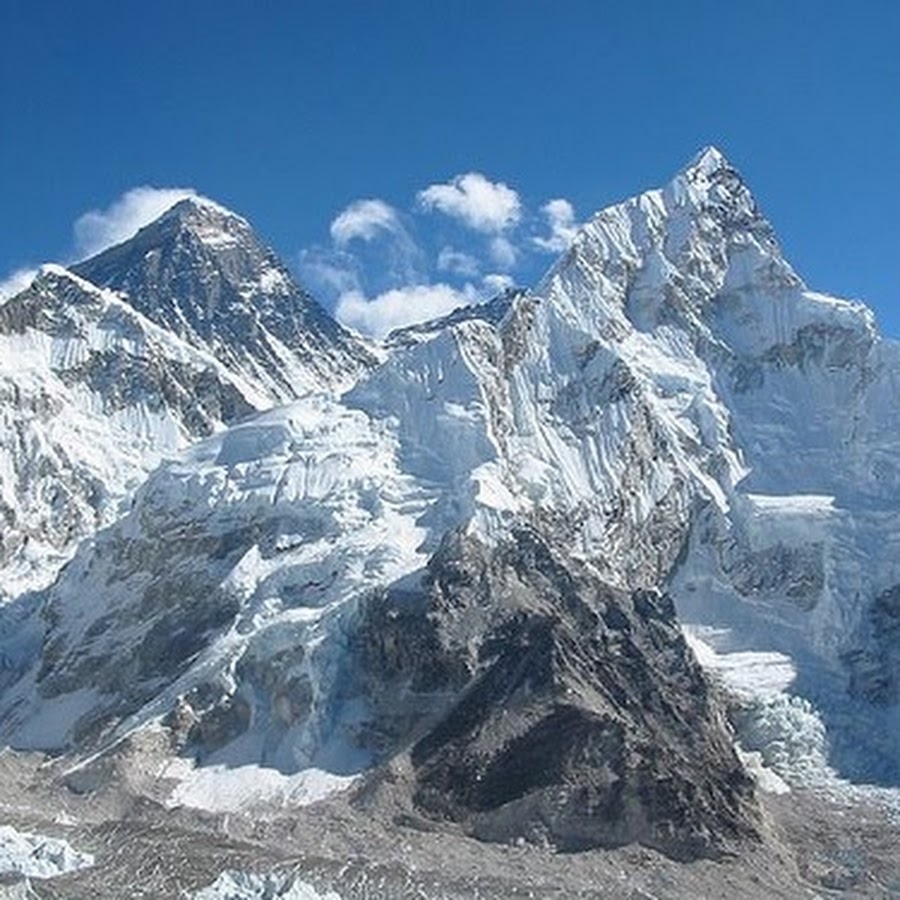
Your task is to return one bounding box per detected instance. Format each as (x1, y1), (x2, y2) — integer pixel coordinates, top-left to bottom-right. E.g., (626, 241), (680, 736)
(2, 1), (898, 332)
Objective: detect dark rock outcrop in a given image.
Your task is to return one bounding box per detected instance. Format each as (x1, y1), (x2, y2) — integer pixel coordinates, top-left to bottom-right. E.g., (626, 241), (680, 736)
(72, 198), (373, 397)
(845, 584), (900, 706)
(354, 528), (760, 860)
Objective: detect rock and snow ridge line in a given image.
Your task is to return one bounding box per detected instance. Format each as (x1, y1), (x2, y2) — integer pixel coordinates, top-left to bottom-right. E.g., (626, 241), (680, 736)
(0, 190), (377, 599)
(0, 263), (270, 600)
(71, 193), (375, 400)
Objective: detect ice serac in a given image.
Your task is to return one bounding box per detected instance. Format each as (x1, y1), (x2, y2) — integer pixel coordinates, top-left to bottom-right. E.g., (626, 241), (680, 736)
(72, 197), (374, 399)
(0, 264), (259, 599)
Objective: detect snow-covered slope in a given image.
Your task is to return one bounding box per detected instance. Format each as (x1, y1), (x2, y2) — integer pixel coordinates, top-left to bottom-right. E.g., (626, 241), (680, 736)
(72, 197), (374, 399)
(453, 145), (900, 783)
(519, 146), (900, 783)
(0, 264), (261, 598)
(0, 388), (758, 856)
(2, 148), (900, 855)
(0, 397), (437, 758)
(0, 197), (376, 600)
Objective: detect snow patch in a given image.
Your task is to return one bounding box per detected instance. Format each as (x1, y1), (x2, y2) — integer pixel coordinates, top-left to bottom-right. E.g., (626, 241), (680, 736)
(0, 825), (93, 879)
(192, 871), (342, 900)
(164, 760), (357, 813)
(684, 627), (797, 697)
(684, 626), (900, 812)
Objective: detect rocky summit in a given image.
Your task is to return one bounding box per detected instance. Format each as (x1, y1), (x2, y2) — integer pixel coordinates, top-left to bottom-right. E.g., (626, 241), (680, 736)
(73, 195), (373, 400)
(1, 149), (900, 897)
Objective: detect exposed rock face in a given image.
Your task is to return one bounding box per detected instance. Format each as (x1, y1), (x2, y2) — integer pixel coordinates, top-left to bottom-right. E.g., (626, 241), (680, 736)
(72, 197), (373, 399)
(354, 529), (759, 859)
(0, 267), (255, 432)
(844, 584), (900, 706)
(0, 265), (259, 598)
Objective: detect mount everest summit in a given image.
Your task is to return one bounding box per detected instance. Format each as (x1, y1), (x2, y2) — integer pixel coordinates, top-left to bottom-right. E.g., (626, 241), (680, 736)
(0, 199), (371, 600)
(1, 148), (900, 891)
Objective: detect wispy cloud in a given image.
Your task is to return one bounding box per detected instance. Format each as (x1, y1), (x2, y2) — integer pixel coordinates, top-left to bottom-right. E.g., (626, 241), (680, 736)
(327, 198), (425, 287)
(418, 173), (521, 233)
(330, 199), (403, 246)
(335, 283), (475, 338)
(73, 186), (198, 259)
(489, 236), (518, 270)
(482, 273), (514, 294)
(533, 198), (578, 253)
(298, 246), (361, 296)
(0, 266), (39, 300)
(437, 246), (481, 278)
(303, 175), (578, 338)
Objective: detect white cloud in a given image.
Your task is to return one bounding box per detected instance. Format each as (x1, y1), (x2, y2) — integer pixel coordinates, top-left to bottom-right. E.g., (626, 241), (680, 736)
(489, 236), (518, 270)
(0, 267), (38, 300)
(328, 198), (425, 288)
(298, 246), (360, 296)
(533, 198), (578, 253)
(482, 273), (514, 294)
(74, 186), (198, 259)
(330, 199), (404, 246)
(418, 172), (521, 233)
(437, 246), (481, 278)
(335, 283), (475, 338)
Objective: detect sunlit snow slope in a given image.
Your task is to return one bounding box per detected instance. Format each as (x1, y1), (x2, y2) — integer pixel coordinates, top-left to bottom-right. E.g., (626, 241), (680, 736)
(0, 265), (260, 598)
(0, 198), (373, 599)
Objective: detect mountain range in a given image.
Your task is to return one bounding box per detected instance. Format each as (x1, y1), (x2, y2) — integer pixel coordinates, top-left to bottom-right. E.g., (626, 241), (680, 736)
(1, 148), (899, 896)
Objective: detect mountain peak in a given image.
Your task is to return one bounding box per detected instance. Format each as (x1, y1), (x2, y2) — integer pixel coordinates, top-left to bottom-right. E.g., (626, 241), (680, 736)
(539, 144), (799, 336)
(71, 196), (373, 399)
(670, 146), (756, 210)
(683, 145), (732, 178)
(666, 144), (772, 237)
(135, 194), (256, 254)
(157, 194), (247, 227)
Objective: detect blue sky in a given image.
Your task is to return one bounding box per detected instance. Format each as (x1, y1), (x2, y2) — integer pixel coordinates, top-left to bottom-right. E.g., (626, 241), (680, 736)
(2, 0), (897, 335)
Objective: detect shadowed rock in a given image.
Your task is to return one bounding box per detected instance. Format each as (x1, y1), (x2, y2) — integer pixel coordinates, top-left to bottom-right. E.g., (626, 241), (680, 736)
(354, 528), (760, 860)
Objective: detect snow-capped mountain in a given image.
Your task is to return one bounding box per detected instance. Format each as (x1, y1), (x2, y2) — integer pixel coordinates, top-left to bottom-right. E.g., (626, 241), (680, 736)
(72, 196), (374, 400)
(0, 264), (260, 599)
(0, 199), (374, 600)
(2, 148), (899, 863)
